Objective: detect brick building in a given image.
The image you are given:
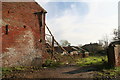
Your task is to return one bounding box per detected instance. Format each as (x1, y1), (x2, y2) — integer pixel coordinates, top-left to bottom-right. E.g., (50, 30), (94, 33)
(1, 2), (48, 67)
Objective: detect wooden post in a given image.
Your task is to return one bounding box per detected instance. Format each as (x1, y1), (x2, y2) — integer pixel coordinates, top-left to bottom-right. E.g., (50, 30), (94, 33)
(52, 36), (54, 54)
(51, 36), (55, 60)
(45, 24), (75, 60)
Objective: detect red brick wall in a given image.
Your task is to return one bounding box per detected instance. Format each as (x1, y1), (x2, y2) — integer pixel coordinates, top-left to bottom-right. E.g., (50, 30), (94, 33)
(108, 43), (120, 67)
(2, 2), (48, 67)
(114, 45), (120, 66)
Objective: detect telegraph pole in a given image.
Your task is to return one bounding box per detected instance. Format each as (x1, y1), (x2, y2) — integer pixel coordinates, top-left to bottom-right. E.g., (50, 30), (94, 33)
(118, 2), (120, 40)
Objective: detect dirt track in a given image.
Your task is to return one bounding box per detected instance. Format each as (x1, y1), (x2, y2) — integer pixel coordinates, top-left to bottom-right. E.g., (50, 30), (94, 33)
(4, 65), (97, 79)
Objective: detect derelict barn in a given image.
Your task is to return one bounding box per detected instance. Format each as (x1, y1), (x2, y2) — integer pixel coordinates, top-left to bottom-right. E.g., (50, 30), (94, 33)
(1, 2), (49, 67)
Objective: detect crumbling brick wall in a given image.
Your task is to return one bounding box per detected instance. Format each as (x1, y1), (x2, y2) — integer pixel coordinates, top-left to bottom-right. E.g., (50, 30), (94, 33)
(1, 2), (48, 67)
(108, 41), (120, 67)
(2, 26), (43, 67)
(114, 45), (120, 66)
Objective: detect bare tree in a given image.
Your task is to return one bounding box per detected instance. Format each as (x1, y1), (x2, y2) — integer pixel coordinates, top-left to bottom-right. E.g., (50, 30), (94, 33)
(113, 28), (119, 41)
(103, 34), (109, 48)
(98, 40), (104, 46)
(98, 34), (109, 48)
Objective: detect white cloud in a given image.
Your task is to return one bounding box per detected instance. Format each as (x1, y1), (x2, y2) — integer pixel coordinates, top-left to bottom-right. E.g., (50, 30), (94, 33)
(37, 1), (119, 45)
(35, 0), (119, 3)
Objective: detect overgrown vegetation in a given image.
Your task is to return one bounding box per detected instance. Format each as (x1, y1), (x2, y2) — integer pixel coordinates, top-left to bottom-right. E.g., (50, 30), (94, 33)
(76, 56), (107, 66)
(2, 67), (25, 77)
(2, 66), (44, 77)
(2, 59), (63, 77)
(96, 66), (120, 78)
(76, 55), (120, 78)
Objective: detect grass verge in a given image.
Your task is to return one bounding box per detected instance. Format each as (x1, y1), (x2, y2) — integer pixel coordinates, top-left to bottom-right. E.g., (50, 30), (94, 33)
(76, 56), (107, 66)
(76, 55), (120, 78)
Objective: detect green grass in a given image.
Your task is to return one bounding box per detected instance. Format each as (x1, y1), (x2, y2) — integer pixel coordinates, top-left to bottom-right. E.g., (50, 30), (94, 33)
(2, 59), (66, 76)
(76, 56), (107, 66)
(2, 66), (43, 77)
(96, 67), (120, 78)
(2, 67), (13, 76)
(75, 55), (120, 78)
(2, 66), (28, 76)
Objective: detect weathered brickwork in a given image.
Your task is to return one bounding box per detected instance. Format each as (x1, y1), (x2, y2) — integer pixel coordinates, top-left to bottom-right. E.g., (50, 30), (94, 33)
(1, 2), (48, 67)
(114, 45), (120, 66)
(108, 41), (120, 67)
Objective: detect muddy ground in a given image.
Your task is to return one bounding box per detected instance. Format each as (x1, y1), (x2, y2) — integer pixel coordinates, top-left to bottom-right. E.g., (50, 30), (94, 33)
(2, 65), (98, 79)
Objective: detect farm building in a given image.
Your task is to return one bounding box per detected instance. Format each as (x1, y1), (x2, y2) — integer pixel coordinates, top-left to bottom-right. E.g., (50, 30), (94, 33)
(1, 2), (49, 67)
(54, 46), (89, 57)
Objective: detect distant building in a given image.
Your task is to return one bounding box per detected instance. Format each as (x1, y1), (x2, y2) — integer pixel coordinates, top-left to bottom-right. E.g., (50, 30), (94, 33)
(54, 46), (80, 53)
(54, 46), (89, 57)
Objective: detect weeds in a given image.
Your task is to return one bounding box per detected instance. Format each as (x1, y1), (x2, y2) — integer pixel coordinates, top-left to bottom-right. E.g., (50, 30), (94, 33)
(76, 56), (107, 66)
(76, 56), (120, 78)
(96, 67), (120, 78)
(2, 66), (27, 76)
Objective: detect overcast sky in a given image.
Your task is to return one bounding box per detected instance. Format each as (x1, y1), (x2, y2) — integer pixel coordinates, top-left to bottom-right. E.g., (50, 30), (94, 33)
(35, 0), (119, 46)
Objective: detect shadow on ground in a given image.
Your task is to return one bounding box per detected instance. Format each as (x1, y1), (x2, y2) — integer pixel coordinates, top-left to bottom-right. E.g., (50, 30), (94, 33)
(63, 66), (97, 74)
(63, 62), (111, 75)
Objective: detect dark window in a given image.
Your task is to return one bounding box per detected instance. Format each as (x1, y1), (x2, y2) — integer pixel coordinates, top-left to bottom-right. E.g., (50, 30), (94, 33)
(5, 25), (8, 35)
(40, 39), (42, 43)
(23, 25), (26, 28)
